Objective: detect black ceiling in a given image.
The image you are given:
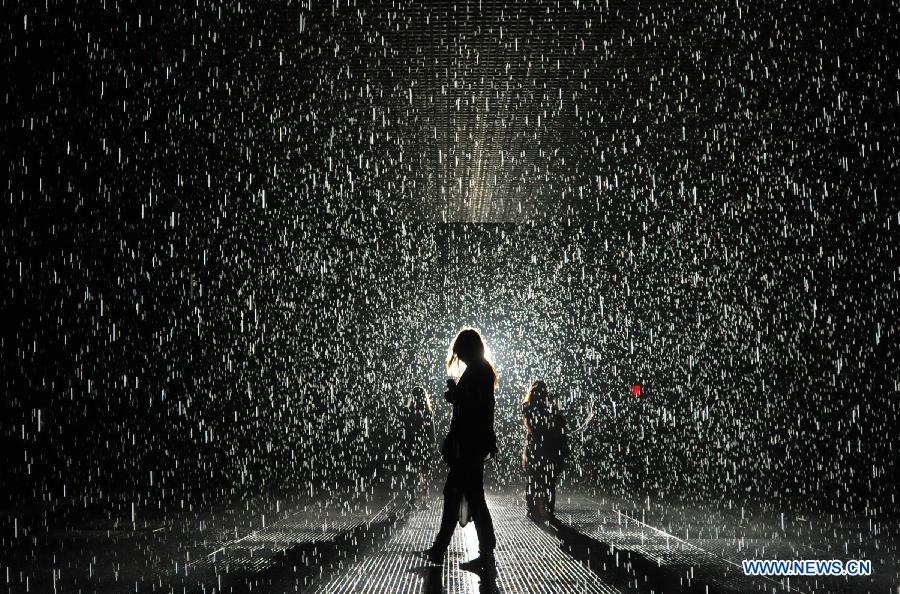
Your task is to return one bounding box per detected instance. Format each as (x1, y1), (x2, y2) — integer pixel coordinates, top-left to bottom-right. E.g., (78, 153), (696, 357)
(8, 1), (894, 225)
(275, 0), (696, 222)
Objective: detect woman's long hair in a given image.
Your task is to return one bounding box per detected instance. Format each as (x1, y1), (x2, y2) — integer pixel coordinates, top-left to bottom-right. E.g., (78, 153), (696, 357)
(446, 327), (497, 385)
(405, 386), (433, 413)
(522, 380), (549, 406)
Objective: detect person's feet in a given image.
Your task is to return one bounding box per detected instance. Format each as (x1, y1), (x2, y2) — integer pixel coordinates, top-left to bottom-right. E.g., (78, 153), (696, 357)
(409, 498), (431, 511)
(421, 546), (445, 564)
(526, 507), (552, 522)
(459, 551), (495, 571)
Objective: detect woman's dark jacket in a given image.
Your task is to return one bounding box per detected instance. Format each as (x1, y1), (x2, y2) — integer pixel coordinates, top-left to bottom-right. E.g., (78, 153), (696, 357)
(441, 360), (497, 463)
(523, 401), (568, 471)
(400, 405), (437, 471)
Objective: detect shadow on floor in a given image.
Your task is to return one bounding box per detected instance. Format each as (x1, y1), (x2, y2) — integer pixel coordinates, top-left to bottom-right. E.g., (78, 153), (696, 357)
(460, 563), (500, 594)
(408, 564), (443, 594)
(408, 559), (499, 594)
(543, 515), (722, 594)
(171, 502), (411, 593)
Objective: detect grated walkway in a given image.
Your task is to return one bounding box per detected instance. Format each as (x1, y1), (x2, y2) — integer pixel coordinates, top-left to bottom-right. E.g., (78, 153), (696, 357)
(557, 494), (789, 593)
(312, 493), (621, 594)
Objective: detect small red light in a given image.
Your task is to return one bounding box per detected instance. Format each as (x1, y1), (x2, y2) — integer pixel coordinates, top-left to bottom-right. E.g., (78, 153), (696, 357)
(631, 384), (641, 397)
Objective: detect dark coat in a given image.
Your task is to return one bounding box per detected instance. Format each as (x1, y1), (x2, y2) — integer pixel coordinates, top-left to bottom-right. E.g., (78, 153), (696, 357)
(442, 360), (497, 463)
(400, 405), (437, 471)
(523, 401), (568, 472)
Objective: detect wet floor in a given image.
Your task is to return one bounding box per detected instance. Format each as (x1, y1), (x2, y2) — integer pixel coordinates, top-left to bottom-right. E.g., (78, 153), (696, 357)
(2, 488), (897, 593)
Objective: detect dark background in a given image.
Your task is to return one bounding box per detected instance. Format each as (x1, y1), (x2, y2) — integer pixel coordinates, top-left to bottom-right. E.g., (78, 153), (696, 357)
(3, 0), (898, 516)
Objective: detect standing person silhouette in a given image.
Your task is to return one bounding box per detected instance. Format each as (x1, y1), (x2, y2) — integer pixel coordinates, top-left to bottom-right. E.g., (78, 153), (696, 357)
(400, 386), (437, 508)
(521, 381), (568, 521)
(424, 328), (498, 570)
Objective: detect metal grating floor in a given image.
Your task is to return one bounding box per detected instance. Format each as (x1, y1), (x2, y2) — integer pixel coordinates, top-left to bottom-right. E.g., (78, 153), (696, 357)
(313, 493), (621, 593)
(9, 489), (893, 593)
(178, 497), (388, 574)
(557, 494), (786, 593)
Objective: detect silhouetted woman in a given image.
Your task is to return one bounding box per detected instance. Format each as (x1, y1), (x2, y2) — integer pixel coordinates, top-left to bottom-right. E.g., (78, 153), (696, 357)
(521, 381), (568, 520)
(424, 328), (498, 569)
(400, 386), (437, 508)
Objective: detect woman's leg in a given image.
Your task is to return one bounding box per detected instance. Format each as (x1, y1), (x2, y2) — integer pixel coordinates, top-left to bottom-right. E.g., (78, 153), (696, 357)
(419, 471), (428, 500)
(525, 469), (537, 516)
(407, 467), (419, 506)
(548, 463), (558, 515)
(534, 461), (551, 519)
(463, 460), (496, 554)
(432, 466), (461, 552)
